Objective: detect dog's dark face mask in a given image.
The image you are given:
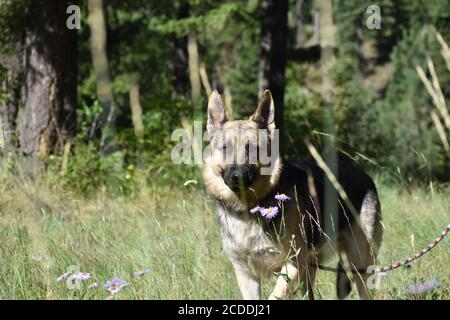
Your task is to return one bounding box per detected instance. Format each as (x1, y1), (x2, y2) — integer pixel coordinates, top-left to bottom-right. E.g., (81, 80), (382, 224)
(206, 89), (276, 194)
(222, 164), (258, 192)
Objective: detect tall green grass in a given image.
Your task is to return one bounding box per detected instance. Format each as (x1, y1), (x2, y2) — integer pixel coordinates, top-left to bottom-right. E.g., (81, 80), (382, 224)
(0, 165), (448, 299)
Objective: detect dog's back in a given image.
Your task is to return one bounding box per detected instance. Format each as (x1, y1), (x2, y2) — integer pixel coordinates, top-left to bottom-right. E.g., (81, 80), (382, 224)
(279, 158), (383, 299)
(286, 157), (381, 235)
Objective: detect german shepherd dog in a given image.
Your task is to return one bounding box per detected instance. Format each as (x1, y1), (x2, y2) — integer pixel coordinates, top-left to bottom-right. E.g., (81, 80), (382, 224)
(203, 90), (383, 300)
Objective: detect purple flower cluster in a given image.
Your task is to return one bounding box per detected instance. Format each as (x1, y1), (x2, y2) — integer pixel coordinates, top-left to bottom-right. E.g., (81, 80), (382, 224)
(56, 271), (91, 282)
(249, 206), (263, 214)
(249, 193), (290, 220)
(56, 266), (151, 299)
(104, 278), (130, 299)
(275, 193), (291, 201)
(73, 272), (91, 281)
(56, 272), (72, 282)
(406, 278), (439, 296)
(133, 268), (151, 278)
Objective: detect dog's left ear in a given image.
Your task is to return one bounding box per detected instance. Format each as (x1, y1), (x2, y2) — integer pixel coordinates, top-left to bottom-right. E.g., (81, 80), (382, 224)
(207, 90), (228, 133)
(251, 90), (275, 131)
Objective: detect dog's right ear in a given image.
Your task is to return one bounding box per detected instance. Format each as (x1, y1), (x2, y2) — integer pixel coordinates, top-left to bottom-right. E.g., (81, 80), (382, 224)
(207, 90), (228, 132)
(251, 90), (275, 132)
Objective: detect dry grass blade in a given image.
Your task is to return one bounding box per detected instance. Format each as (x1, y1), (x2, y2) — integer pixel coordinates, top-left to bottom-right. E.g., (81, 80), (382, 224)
(416, 64), (450, 129)
(304, 140), (359, 222)
(304, 140), (375, 259)
(427, 57), (447, 113)
(431, 111), (450, 153)
(436, 32), (450, 71)
(417, 32), (450, 155)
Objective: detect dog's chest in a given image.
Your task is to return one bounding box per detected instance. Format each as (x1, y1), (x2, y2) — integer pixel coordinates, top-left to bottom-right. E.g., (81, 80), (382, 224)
(217, 206), (282, 274)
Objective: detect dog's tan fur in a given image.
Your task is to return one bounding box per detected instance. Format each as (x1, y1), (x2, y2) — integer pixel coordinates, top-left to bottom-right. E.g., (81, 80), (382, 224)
(203, 90), (383, 300)
(203, 91), (283, 211)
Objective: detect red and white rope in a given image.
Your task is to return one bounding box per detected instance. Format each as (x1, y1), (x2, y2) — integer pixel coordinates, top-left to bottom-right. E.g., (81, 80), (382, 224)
(376, 223), (450, 273)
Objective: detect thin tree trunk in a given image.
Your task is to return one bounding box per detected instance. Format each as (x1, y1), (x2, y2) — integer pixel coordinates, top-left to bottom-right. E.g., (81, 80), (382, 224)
(199, 61), (212, 97)
(318, 0), (336, 103)
(88, 0), (115, 153)
(214, 63), (234, 120)
(187, 32), (201, 112)
(19, 0), (78, 157)
(311, 6), (320, 45)
(129, 82), (144, 139)
(171, 2), (189, 95)
(317, 0), (338, 251)
(295, 0), (304, 48)
(258, 0), (288, 137)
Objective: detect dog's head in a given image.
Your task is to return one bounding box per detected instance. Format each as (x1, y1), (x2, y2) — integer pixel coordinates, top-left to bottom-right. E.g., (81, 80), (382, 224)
(203, 90), (282, 210)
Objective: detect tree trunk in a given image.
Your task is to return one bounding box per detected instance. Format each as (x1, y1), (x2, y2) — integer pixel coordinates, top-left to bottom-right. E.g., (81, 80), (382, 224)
(213, 63), (234, 120)
(129, 81), (144, 139)
(187, 32), (201, 113)
(171, 3), (189, 95)
(311, 6), (320, 45)
(295, 0), (304, 48)
(318, 0), (336, 103)
(199, 61), (212, 97)
(317, 0), (338, 249)
(88, 0), (115, 153)
(19, 0), (78, 157)
(258, 0), (288, 138)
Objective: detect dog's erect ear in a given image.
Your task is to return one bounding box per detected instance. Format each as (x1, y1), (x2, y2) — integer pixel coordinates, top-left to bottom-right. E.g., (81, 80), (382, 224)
(207, 90), (228, 132)
(251, 90), (275, 130)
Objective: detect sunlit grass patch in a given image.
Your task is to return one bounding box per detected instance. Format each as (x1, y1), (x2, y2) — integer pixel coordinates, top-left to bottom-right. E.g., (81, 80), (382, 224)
(0, 168), (448, 299)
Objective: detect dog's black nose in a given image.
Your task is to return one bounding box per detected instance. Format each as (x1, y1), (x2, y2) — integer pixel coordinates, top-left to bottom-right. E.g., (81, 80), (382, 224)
(231, 171), (241, 184)
(223, 165), (257, 192)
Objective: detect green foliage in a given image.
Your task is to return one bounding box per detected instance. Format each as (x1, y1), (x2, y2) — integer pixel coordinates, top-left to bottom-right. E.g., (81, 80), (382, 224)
(1, 0), (450, 301)
(0, 64), (8, 104)
(153, 2), (247, 37)
(283, 63), (324, 158)
(331, 1), (450, 181)
(371, 30), (447, 180)
(1, 0), (450, 186)
(225, 18), (260, 116)
(45, 142), (134, 196)
(0, 0), (27, 53)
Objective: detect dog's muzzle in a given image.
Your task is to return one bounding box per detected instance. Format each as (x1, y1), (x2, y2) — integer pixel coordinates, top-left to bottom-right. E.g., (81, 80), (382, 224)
(223, 165), (257, 192)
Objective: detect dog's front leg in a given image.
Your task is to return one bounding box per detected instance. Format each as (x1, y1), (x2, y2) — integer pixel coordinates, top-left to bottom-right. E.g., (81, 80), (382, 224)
(268, 262), (299, 300)
(233, 263), (261, 300)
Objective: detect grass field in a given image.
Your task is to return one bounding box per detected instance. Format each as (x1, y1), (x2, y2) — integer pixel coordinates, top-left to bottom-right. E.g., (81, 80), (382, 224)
(0, 165), (448, 300)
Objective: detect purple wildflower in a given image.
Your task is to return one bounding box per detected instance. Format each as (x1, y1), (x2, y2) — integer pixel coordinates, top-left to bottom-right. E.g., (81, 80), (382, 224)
(104, 278), (130, 296)
(57, 272), (72, 282)
(406, 278), (439, 296)
(133, 268), (151, 278)
(72, 272), (91, 281)
(249, 206), (262, 214)
(260, 206), (279, 220)
(275, 194), (290, 201)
